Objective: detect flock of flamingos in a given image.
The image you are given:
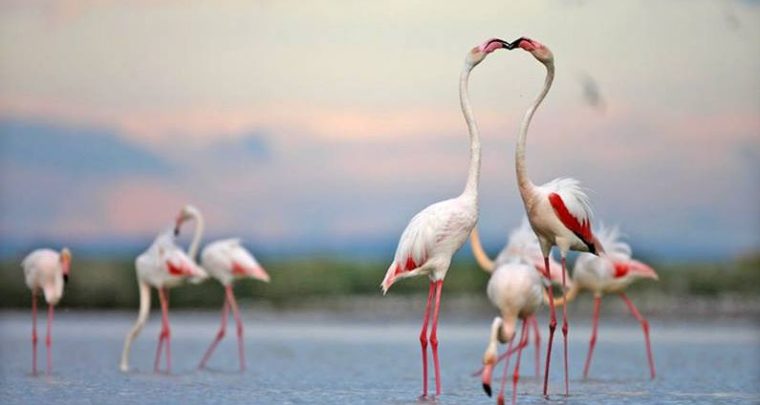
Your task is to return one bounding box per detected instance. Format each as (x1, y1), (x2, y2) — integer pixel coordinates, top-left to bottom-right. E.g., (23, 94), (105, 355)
(20, 37), (658, 404)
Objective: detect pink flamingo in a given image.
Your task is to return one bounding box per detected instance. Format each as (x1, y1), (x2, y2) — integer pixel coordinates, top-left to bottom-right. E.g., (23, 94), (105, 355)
(173, 205), (270, 371)
(119, 227), (206, 373)
(547, 226), (658, 379)
(470, 219), (569, 380)
(22, 248), (71, 375)
(380, 38), (511, 398)
(505, 37), (605, 396)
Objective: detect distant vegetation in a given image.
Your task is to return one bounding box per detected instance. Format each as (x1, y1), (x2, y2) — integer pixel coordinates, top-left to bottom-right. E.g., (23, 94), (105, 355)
(1, 253), (758, 309)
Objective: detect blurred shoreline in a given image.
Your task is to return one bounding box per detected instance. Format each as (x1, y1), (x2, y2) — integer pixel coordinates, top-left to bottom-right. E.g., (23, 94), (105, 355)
(2, 256), (758, 319)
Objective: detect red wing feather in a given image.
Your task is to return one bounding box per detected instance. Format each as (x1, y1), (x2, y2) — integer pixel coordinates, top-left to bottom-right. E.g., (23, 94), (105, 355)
(394, 255), (425, 276)
(548, 192), (594, 244)
(613, 261), (629, 278)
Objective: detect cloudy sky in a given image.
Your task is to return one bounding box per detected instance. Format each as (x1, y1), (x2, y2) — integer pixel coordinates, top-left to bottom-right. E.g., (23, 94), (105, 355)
(0, 0), (758, 260)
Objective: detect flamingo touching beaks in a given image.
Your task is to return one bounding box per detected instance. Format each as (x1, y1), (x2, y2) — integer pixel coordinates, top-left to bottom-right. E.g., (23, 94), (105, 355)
(380, 38), (512, 398)
(505, 37), (605, 396)
(22, 248), (71, 375)
(548, 226), (658, 379)
(119, 227), (206, 373)
(173, 205), (270, 371)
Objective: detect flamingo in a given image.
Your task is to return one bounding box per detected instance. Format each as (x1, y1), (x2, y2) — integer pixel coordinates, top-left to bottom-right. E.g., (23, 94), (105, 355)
(547, 226), (658, 379)
(21, 248), (71, 375)
(119, 227), (206, 373)
(379, 38), (512, 398)
(479, 258), (543, 405)
(504, 37), (606, 396)
(173, 205), (270, 371)
(469, 219), (569, 379)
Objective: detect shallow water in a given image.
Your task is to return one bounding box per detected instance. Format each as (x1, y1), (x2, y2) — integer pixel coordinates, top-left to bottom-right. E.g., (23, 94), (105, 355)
(0, 310), (758, 404)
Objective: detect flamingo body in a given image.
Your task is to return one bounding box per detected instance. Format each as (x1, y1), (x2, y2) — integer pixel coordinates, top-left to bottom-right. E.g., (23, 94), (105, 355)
(523, 178), (600, 256)
(548, 226), (658, 380)
(120, 228), (205, 373)
(23, 249), (68, 306)
(201, 238), (270, 286)
(22, 247), (71, 375)
(381, 196), (477, 292)
(136, 230), (204, 289)
(174, 205), (271, 372)
(572, 227), (656, 294)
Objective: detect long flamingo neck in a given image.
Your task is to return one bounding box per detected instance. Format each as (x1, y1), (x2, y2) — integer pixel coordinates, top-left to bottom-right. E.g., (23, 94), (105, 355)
(461, 66), (481, 199)
(188, 210), (205, 261)
(516, 61), (554, 202)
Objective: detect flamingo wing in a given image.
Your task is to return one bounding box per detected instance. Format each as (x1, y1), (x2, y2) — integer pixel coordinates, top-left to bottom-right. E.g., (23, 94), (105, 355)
(381, 200), (466, 293)
(544, 178), (596, 252)
(203, 239), (270, 282)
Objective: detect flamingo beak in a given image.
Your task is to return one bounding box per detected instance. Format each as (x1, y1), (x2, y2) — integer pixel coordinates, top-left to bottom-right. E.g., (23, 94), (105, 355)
(480, 38), (513, 54)
(482, 363), (494, 397)
(174, 216), (182, 236)
(63, 274), (69, 284)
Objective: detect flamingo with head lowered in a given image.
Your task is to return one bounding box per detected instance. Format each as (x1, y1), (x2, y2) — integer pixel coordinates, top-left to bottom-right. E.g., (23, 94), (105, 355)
(173, 205), (270, 372)
(119, 226), (206, 373)
(547, 225), (658, 380)
(379, 38), (512, 399)
(470, 221), (556, 405)
(22, 247), (71, 375)
(470, 219), (569, 380)
(503, 36), (606, 396)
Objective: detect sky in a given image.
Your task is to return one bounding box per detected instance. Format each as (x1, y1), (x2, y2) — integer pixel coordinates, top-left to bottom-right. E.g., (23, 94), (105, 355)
(0, 0), (758, 261)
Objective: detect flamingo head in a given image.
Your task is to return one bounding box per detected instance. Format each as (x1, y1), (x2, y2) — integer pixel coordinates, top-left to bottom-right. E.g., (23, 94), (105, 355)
(466, 38), (511, 67)
(59, 248), (72, 283)
(511, 37), (554, 64)
(174, 204), (199, 236)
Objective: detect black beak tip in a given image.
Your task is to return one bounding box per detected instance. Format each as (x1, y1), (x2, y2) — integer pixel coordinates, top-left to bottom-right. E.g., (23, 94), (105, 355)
(483, 383), (492, 397)
(63, 274), (69, 284)
(173, 228), (179, 236)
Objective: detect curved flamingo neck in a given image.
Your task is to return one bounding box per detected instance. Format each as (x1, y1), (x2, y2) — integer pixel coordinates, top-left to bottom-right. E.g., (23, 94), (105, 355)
(188, 209), (205, 260)
(516, 61), (554, 203)
(460, 65), (481, 199)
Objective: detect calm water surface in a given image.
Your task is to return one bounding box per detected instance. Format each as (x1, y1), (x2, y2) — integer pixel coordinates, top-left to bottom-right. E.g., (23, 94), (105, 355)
(0, 310), (758, 404)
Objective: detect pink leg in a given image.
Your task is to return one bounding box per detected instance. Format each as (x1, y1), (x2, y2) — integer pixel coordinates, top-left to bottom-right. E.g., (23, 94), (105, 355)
(620, 293), (656, 379)
(471, 337), (527, 377)
(496, 336), (515, 405)
(560, 256), (569, 396)
(157, 288), (171, 373)
(418, 281), (435, 398)
(542, 257), (557, 397)
(153, 329), (165, 372)
(531, 315), (541, 379)
(46, 304), (53, 375)
(31, 292), (38, 376)
(583, 295), (602, 379)
(199, 297), (229, 369)
(226, 286), (246, 371)
(511, 319), (530, 405)
(429, 280), (444, 396)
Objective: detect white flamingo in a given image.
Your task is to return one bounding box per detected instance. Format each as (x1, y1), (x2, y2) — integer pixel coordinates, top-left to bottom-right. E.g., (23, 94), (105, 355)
(479, 258), (543, 405)
(22, 248), (71, 375)
(173, 205), (270, 371)
(379, 38), (512, 398)
(505, 37), (605, 396)
(469, 219), (569, 380)
(547, 226), (658, 379)
(119, 227), (206, 373)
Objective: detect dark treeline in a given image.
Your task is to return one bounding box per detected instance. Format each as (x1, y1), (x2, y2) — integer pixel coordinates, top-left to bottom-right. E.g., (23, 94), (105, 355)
(1, 254), (758, 309)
